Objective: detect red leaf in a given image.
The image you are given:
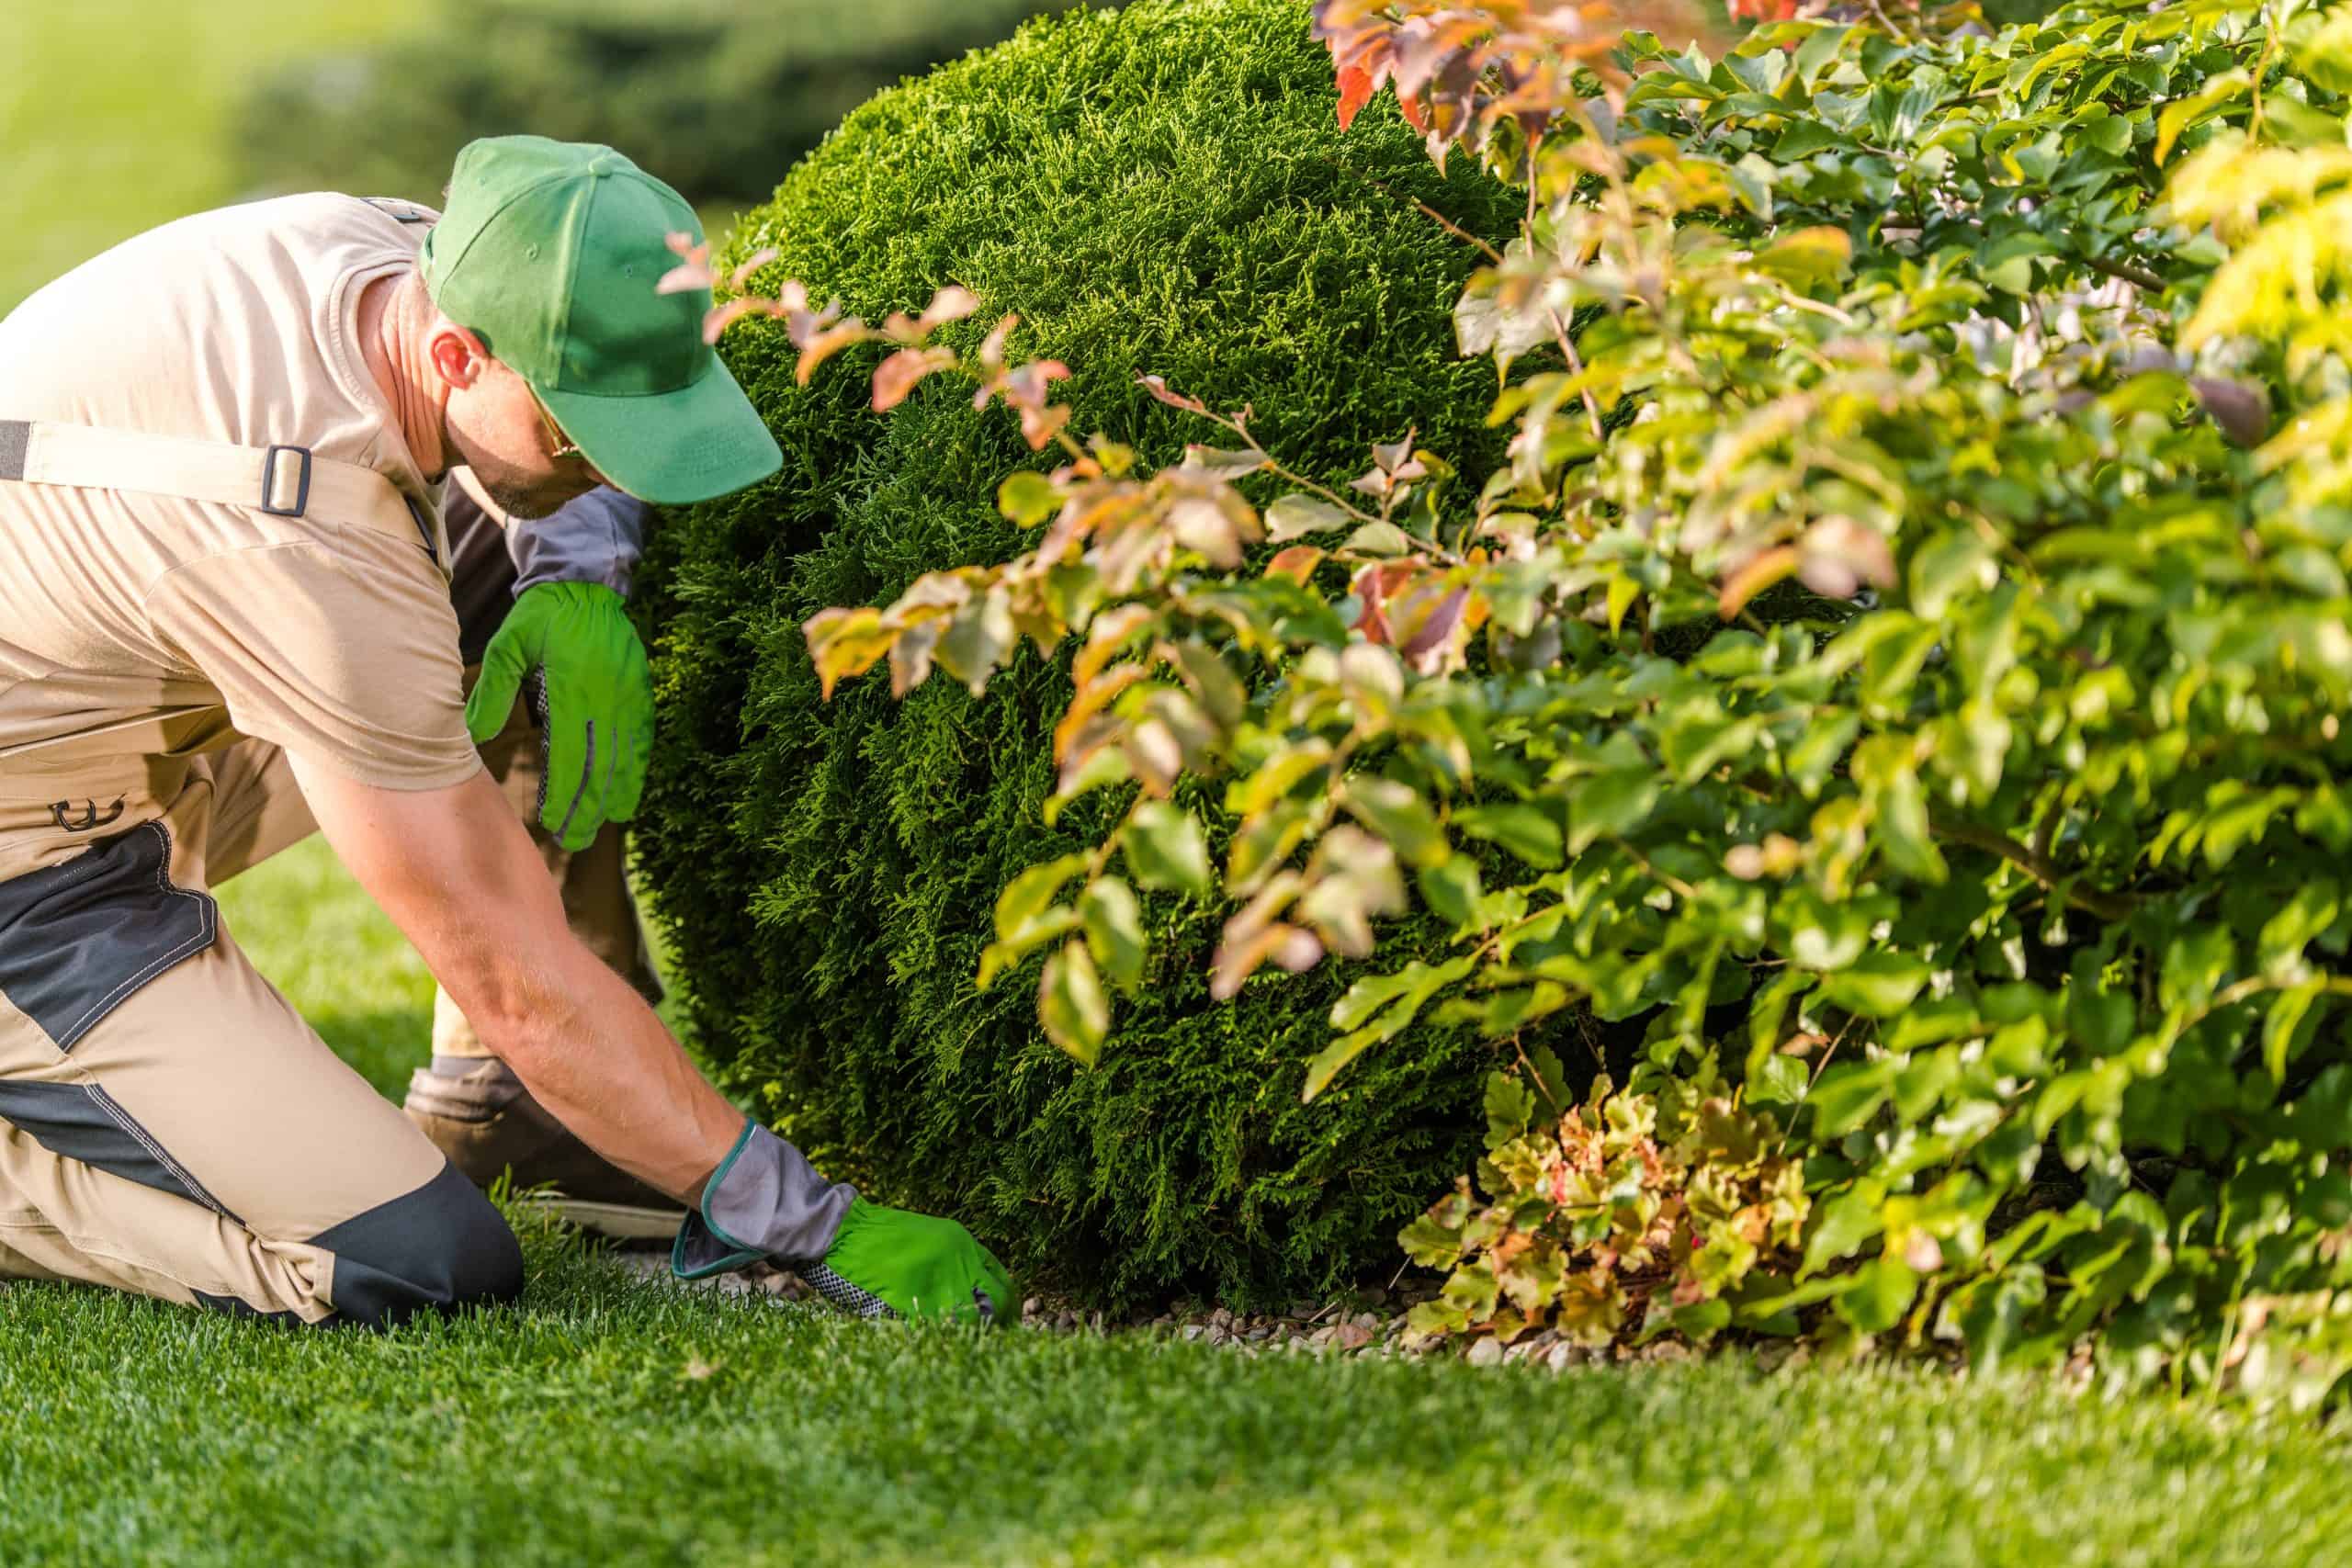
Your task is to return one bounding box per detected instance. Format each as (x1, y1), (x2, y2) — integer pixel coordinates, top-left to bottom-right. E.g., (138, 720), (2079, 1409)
(1137, 374), (1210, 415)
(1337, 64), (1376, 130)
(873, 346), (954, 412)
(1397, 587), (1468, 671)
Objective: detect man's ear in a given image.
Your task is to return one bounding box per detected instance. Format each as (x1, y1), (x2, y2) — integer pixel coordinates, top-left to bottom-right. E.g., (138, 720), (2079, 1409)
(425, 322), (493, 392)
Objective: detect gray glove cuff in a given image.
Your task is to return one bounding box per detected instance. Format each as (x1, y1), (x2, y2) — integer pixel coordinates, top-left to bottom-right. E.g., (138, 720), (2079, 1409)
(672, 1121), (857, 1280)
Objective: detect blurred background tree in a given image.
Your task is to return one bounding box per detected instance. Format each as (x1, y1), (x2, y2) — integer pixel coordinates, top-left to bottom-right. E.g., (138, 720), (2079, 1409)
(1, 0), (1093, 315)
(230, 0), (1098, 233)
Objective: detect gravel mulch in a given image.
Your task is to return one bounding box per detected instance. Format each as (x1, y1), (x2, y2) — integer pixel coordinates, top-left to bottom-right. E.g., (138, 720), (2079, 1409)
(616, 1252), (1634, 1371)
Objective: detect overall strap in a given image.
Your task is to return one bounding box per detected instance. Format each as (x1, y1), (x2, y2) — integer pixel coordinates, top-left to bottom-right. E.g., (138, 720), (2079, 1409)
(0, 419), (450, 579)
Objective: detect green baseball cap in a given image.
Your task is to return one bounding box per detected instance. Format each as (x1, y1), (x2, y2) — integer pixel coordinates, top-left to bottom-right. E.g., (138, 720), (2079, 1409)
(420, 134), (781, 505)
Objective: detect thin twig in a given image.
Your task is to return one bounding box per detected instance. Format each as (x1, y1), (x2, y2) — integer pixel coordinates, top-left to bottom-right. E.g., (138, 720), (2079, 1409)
(1546, 305), (1609, 442)
(1928, 816), (2137, 923)
(2083, 254), (2167, 293)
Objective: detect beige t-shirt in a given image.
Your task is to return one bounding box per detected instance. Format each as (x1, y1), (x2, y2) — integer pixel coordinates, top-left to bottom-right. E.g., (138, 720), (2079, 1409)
(0, 192), (481, 809)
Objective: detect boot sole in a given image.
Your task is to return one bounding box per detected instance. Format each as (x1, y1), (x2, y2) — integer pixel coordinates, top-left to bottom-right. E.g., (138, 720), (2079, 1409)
(518, 1195), (686, 1242)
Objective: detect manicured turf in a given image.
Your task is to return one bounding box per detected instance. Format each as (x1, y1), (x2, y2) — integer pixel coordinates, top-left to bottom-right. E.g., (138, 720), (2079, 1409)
(5, 1203), (2350, 1567)
(5, 837), (2350, 1564)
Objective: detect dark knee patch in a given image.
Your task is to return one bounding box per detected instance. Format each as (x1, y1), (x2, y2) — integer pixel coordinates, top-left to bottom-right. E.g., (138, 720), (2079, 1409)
(0, 822), (215, 1050)
(311, 1160), (523, 1328)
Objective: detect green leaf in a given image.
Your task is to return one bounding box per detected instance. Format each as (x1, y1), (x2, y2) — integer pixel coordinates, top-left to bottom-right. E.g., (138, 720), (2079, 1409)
(1344, 521), (1413, 557)
(1453, 803), (1565, 869)
(1266, 494), (1353, 542)
(1566, 769), (1660, 855)
(1418, 857), (1484, 926)
(1818, 953), (1929, 1019)
(1308, 956), (1476, 1100)
(1785, 714), (1860, 798)
(1484, 1071), (1535, 1151)
(1803, 1179), (1886, 1276)
(2154, 69), (2247, 164)
(1039, 940), (1109, 1067)
(997, 470), (1058, 527)
(1079, 876), (1146, 993)
(1835, 1256), (1918, 1334)
(1807, 1059), (1895, 1137)
(2265, 984), (2325, 1081)
(1123, 802), (1212, 897)
(993, 854), (1090, 942)
(2159, 925), (2233, 1012)
(1345, 777), (1450, 868)
(1399, 1212), (1465, 1269)
(1792, 23), (1850, 89)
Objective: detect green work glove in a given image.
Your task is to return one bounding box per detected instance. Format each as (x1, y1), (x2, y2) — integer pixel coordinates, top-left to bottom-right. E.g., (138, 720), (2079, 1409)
(465, 582), (653, 852)
(806, 1198), (1018, 1326)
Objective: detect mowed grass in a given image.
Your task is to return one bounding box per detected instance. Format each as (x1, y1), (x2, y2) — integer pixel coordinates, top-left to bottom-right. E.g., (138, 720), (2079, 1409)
(6, 1203), (2352, 1568)
(1, 837), (2349, 1565)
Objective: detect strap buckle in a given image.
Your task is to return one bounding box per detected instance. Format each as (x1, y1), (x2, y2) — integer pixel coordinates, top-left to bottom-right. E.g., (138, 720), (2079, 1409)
(259, 444), (312, 517)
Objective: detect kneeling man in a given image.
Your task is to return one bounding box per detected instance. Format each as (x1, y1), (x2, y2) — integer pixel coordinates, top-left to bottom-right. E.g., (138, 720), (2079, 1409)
(0, 136), (1011, 1326)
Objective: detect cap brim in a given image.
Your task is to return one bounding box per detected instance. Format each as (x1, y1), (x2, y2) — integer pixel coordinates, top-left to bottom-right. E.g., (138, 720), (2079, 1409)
(536, 359), (782, 507)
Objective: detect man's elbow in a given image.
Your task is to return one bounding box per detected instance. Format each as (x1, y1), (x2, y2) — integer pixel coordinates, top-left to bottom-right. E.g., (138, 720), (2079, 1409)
(435, 935), (576, 1069)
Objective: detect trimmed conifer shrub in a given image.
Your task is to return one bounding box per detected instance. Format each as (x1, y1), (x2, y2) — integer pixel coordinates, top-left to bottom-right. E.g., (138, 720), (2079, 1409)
(632, 0), (1519, 1308)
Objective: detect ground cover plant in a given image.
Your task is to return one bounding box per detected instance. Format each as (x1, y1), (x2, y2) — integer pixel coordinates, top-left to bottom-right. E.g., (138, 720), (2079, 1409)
(633, 0), (1531, 1309)
(763, 0), (2352, 1401)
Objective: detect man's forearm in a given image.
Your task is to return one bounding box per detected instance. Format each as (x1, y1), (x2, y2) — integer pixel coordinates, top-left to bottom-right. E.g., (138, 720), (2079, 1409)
(288, 757), (739, 1203)
(466, 931), (743, 1203)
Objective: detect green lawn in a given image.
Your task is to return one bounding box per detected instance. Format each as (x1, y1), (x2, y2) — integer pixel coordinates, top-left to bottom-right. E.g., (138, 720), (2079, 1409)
(6, 1200), (2352, 1568)
(0, 2), (416, 315)
(0, 836), (2347, 1565)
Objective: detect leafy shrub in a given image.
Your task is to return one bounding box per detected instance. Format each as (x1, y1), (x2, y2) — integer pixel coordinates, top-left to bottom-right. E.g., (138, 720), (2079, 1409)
(632, 0), (1521, 1307)
(779, 0), (2352, 1400)
(233, 0), (1092, 212)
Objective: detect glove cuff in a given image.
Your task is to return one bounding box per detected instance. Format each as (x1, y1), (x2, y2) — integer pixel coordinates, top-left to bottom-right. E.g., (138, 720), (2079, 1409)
(671, 1120), (857, 1280)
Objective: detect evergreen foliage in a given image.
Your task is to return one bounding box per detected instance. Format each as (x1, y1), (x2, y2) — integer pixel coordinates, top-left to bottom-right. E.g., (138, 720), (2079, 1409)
(633, 0), (1519, 1305)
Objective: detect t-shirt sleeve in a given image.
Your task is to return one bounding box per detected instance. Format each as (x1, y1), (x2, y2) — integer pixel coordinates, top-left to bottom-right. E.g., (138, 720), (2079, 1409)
(141, 538), (482, 791)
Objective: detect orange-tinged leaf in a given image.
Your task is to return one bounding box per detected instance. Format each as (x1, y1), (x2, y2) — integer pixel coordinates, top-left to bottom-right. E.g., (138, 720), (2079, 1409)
(803, 606), (893, 700)
(702, 297), (774, 344)
(1337, 64), (1377, 130)
(873, 346), (956, 412)
(919, 285), (982, 330)
(1211, 919), (1323, 1000)
(725, 246), (780, 292)
(1267, 545), (1326, 584)
(796, 321), (874, 386)
(1718, 547), (1798, 620)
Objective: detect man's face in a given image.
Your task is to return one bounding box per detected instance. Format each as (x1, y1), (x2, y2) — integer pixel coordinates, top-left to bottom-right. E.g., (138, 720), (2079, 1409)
(433, 327), (614, 519)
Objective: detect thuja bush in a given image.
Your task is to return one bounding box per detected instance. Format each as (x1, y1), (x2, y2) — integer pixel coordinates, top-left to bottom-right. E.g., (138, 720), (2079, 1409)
(777, 0), (2352, 1402)
(632, 0), (1520, 1306)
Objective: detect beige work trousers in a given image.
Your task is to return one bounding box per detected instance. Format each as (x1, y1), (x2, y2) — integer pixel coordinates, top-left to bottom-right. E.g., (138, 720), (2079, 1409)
(0, 616), (656, 1328)
(0, 739), (522, 1325)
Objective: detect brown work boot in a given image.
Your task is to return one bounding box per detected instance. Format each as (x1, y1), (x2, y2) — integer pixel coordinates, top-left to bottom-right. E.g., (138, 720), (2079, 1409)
(403, 1056), (685, 1242)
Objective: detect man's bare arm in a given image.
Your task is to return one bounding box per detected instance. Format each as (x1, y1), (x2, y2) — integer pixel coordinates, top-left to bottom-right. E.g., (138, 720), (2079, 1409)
(288, 755), (742, 1201)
